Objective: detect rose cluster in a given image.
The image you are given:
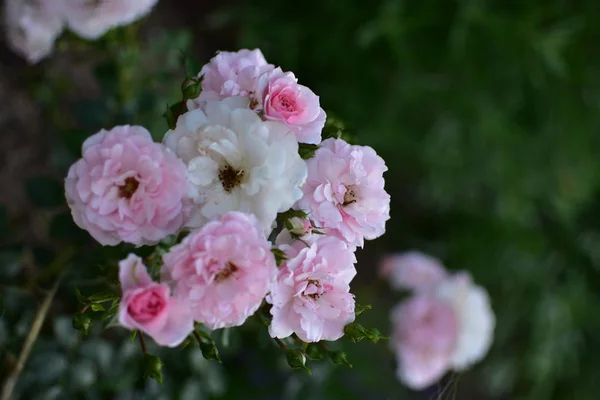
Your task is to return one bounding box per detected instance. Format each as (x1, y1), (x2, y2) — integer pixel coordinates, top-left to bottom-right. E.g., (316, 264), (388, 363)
(380, 252), (495, 390)
(4, 0), (159, 63)
(65, 49), (391, 347)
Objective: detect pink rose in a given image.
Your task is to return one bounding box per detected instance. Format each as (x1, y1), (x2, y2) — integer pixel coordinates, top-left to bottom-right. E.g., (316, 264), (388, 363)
(390, 295), (458, 390)
(256, 68), (326, 144)
(118, 254), (193, 347)
(187, 49), (274, 110)
(267, 235), (356, 342)
(65, 125), (189, 246)
(380, 251), (447, 291)
(296, 138), (390, 248)
(162, 211), (277, 330)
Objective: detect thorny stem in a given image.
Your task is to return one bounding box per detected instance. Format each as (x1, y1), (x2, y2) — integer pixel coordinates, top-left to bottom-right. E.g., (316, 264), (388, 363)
(138, 332), (147, 354)
(80, 304), (89, 313)
(1, 272), (65, 400)
(319, 342), (329, 352)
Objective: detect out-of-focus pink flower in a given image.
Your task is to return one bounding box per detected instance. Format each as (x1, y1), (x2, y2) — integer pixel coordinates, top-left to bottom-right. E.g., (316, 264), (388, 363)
(390, 271), (495, 390)
(63, 0), (159, 40)
(118, 254), (193, 347)
(162, 212), (277, 330)
(4, 0), (64, 64)
(380, 251), (447, 291)
(296, 138), (390, 248)
(435, 272), (495, 371)
(65, 125), (189, 246)
(187, 49), (274, 110)
(256, 68), (325, 144)
(267, 236), (356, 342)
(390, 295), (458, 390)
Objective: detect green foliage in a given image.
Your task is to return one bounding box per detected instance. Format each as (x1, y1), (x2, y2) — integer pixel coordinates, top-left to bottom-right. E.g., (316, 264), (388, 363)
(25, 176), (64, 208)
(298, 143), (319, 159)
(143, 353), (164, 384)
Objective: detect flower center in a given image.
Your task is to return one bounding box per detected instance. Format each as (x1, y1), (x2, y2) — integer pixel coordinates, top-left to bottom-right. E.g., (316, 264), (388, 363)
(119, 177), (139, 199)
(218, 165), (245, 193)
(342, 185), (357, 206)
(276, 94), (296, 112)
(304, 279), (322, 300)
(214, 262), (238, 282)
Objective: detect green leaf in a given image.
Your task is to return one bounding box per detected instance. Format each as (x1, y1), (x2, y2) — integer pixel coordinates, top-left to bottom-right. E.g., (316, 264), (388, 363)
(143, 353), (163, 384)
(277, 209), (308, 222)
(72, 312), (92, 336)
(74, 289), (87, 305)
(322, 116), (345, 140)
(25, 176), (64, 208)
(271, 248), (288, 267)
(343, 323), (368, 343)
(199, 340), (222, 363)
(285, 349), (311, 374)
(164, 102), (185, 130)
(328, 350), (352, 367)
(88, 291), (118, 303)
(364, 327), (387, 344)
(298, 143), (320, 159)
(90, 303), (105, 312)
(129, 330), (137, 343)
(343, 323), (387, 344)
(355, 303), (372, 316)
(304, 344), (325, 361)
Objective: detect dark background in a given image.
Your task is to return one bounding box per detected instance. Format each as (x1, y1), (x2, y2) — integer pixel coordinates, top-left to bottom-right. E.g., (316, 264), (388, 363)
(2, 0), (600, 399)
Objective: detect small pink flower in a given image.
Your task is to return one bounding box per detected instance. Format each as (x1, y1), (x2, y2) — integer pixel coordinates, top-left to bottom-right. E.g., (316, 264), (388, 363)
(267, 235), (356, 342)
(390, 295), (458, 390)
(256, 68), (326, 144)
(118, 254), (193, 347)
(187, 49), (274, 110)
(390, 271), (495, 390)
(65, 125), (189, 246)
(162, 211), (277, 330)
(380, 251), (447, 291)
(296, 138), (390, 248)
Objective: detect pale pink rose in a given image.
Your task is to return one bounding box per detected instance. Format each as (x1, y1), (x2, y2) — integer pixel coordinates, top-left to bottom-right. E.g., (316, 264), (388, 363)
(434, 272), (495, 371)
(390, 295), (458, 390)
(380, 251), (447, 291)
(118, 254), (194, 347)
(255, 68), (325, 144)
(65, 125), (189, 246)
(63, 0), (158, 40)
(162, 211), (277, 330)
(296, 138), (390, 248)
(187, 49), (274, 110)
(390, 271), (495, 390)
(4, 0), (65, 64)
(267, 235), (356, 342)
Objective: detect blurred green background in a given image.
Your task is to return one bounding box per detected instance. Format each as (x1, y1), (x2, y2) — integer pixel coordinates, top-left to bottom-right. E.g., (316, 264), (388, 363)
(2, 0), (600, 399)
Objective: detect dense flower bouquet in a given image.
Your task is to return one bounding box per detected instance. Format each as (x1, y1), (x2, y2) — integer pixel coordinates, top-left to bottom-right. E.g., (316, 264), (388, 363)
(64, 48), (391, 380)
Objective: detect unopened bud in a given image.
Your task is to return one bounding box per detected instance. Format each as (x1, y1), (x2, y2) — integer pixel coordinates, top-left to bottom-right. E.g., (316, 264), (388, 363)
(285, 349), (311, 374)
(181, 78), (201, 100)
(72, 312), (92, 336)
(287, 217), (312, 237)
(143, 353), (164, 384)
